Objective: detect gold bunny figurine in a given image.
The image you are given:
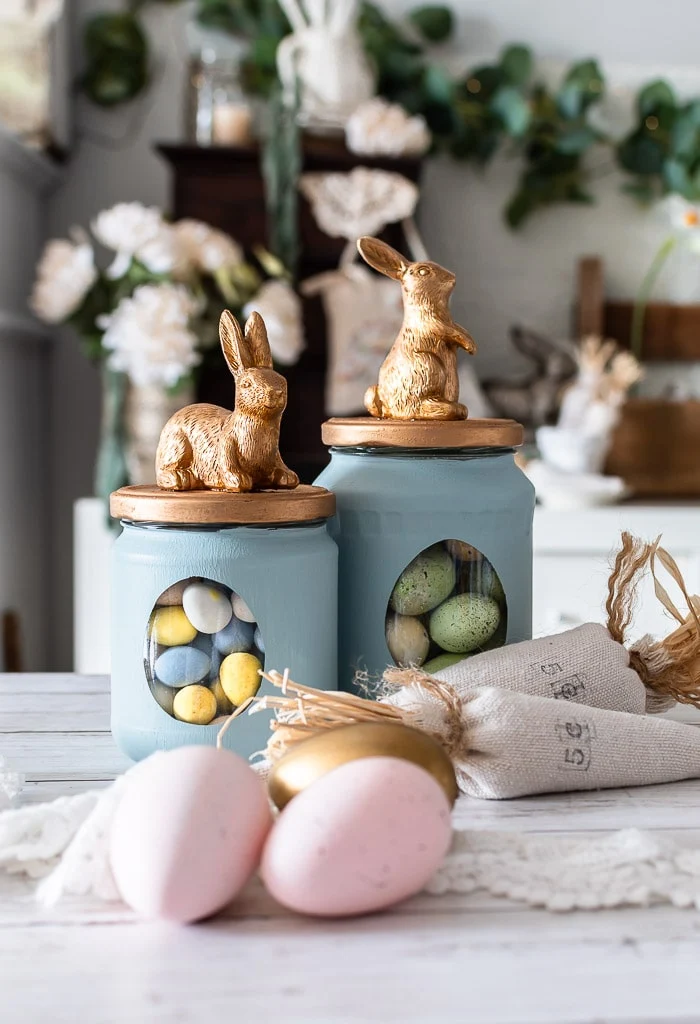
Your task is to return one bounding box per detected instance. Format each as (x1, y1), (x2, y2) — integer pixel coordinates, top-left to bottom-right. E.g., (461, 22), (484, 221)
(156, 310), (299, 492)
(358, 236), (477, 420)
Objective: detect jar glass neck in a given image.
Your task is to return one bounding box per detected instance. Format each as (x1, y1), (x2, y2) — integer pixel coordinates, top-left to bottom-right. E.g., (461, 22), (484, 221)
(328, 446), (515, 460)
(120, 519), (329, 533)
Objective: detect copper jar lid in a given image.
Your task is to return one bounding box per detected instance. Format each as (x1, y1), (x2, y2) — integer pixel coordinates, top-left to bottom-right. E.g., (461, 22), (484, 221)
(110, 484), (336, 526)
(321, 417), (523, 449)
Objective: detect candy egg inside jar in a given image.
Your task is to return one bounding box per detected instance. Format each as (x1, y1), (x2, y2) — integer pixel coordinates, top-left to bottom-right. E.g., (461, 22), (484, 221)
(145, 577), (265, 726)
(385, 540), (508, 668)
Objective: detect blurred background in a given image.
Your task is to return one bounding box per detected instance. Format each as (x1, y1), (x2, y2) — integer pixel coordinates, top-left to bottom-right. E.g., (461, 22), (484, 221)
(4, 0), (700, 674)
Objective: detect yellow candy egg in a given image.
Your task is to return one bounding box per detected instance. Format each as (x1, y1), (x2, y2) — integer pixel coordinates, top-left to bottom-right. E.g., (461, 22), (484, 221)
(173, 684), (217, 725)
(151, 607), (197, 647)
(268, 721), (458, 810)
(210, 677), (233, 716)
(220, 652), (262, 707)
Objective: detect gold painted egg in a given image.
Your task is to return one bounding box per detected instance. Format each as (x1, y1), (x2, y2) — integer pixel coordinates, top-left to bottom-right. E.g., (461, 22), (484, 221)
(268, 721), (458, 810)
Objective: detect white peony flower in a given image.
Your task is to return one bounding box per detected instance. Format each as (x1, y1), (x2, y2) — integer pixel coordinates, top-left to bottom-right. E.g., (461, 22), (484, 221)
(244, 280), (305, 366)
(172, 220), (244, 276)
(91, 202), (176, 279)
(664, 195), (700, 253)
(346, 98), (431, 158)
(30, 237), (97, 323)
(99, 284), (201, 388)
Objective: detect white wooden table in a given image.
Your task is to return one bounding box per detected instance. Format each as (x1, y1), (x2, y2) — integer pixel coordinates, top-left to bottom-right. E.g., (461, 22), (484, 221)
(4, 674), (700, 1024)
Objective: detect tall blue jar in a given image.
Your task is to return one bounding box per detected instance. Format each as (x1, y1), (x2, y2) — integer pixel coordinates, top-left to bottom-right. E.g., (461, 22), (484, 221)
(315, 419), (534, 693)
(109, 485), (337, 761)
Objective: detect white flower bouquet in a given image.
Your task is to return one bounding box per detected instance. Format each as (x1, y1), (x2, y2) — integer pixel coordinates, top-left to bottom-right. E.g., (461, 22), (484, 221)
(30, 202), (304, 497)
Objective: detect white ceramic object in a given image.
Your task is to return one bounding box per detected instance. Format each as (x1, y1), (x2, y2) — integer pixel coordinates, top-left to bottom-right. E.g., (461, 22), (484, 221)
(525, 460), (628, 509)
(536, 425), (612, 476)
(276, 0), (375, 128)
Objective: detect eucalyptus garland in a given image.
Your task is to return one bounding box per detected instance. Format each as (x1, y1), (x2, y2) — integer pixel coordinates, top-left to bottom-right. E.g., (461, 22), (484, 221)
(81, 1), (700, 228)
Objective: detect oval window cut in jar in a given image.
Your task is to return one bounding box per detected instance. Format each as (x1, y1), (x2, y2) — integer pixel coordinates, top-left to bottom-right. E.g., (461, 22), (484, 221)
(315, 417), (534, 692)
(386, 541), (507, 672)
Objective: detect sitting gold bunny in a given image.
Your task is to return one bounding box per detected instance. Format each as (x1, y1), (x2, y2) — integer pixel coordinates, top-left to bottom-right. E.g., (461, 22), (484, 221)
(358, 236), (477, 420)
(156, 310), (299, 493)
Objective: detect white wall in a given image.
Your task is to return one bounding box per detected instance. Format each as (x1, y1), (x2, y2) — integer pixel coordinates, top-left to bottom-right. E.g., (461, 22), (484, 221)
(47, 0), (700, 668)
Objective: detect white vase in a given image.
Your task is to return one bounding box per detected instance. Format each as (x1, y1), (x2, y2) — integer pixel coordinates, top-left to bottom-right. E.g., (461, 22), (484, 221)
(277, 26), (375, 128)
(124, 381), (195, 486)
(73, 497), (115, 674)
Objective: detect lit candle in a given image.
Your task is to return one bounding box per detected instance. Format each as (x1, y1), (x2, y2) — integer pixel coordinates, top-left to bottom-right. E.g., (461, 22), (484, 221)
(212, 103), (253, 145)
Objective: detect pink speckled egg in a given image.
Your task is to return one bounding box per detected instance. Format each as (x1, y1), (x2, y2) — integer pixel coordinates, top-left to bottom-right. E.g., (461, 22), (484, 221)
(110, 746), (271, 923)
(260, 756), (452, 917)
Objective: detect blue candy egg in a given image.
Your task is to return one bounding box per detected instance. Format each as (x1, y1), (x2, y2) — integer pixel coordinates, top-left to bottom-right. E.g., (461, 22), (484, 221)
(209, 646), (223, 683)
(253, 627), (265, 654)
(192, 633), (213, 657)
(214, 616), (255, 656)
(155, 646), (211, 688)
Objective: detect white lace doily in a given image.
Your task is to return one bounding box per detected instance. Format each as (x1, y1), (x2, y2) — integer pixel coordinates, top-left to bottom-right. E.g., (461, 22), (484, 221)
(430, 827), (700, 910)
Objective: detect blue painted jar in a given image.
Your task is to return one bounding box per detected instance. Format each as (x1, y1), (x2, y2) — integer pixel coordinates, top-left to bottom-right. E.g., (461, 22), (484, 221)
(109, 485), (337, 761)
(315, 419), (534, 693)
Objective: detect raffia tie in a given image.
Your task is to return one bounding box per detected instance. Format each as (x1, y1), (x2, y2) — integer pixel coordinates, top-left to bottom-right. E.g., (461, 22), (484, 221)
(251, 668), (468, 763)
(606, 532), (700, 707)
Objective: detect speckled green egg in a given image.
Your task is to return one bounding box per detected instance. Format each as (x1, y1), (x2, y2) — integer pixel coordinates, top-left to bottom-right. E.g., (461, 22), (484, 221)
(390, 545), (456, 616)
(429, 594), (501, 654)
(386, 614), (430, 667)
(463, 558), (506, 605)
(422, 653), (464, 675)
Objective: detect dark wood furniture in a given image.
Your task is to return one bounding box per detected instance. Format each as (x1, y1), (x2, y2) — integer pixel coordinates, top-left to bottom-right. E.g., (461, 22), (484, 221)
(158, 138), (422, 481)
(577, 256), (700, 496)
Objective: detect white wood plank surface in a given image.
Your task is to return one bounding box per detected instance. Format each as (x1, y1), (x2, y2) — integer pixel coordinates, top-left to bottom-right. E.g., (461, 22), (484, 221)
(4, 673), (700, 1024)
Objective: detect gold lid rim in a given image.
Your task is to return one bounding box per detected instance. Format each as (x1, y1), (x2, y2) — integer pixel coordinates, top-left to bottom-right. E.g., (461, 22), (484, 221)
(321, 417), (523, 449)
(110, 484), (336, 525)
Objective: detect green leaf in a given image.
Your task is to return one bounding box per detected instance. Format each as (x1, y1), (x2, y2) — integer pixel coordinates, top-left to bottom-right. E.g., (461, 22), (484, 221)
(409, 5), (453, 43)
(499, 44), (532, 86)
(505, 188), (537, 228)
(555, 126), (598, 154)
(617, 132), (666, 175)
(422, 64), (453, 104)
(491, 86), (530, 136)
(663, 158), (694, 197)
(556, 82), (583, 120)
(82, 13), (148, 106)
(460, 64), (503, 102)
(473, 129), (501, 164)
(671, 111), (700, 158)
(557, 59), (604, 118)
(423, 101), (456, 136)
(84, 12), (147, 59)
(637, 79), (676, 117)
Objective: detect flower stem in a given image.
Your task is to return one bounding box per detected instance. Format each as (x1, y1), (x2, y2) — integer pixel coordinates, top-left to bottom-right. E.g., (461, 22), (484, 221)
(630, 235), (677, 361)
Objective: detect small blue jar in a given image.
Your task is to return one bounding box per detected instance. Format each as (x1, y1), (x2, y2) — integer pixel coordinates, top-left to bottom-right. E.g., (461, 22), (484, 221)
(109, 485), (337, 761)
(315, 418), (534, 693)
